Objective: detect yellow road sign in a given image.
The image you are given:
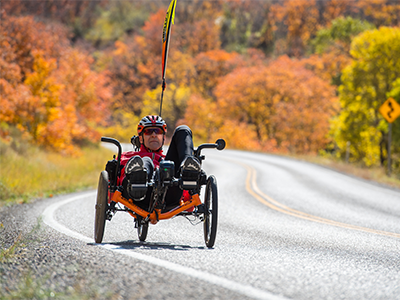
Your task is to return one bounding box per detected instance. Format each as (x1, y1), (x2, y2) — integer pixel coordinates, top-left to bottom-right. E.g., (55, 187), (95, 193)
(379, 97), (400, 123)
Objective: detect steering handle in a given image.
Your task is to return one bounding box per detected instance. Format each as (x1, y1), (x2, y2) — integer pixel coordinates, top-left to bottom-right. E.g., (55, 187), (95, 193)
(195, 139), (226, 158)
(101, 136), (122, 154)
(101, 136), (122, 191)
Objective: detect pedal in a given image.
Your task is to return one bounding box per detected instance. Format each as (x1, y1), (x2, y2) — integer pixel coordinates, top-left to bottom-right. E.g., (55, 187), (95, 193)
(129, 183), (148, 200)
(127, 169), (148, 201)
(180, 170), (199, 190)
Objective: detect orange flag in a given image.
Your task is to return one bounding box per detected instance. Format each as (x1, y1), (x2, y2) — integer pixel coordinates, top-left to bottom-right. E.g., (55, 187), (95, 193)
(160, 0), (177, 116)
(161, 0), (177, 90)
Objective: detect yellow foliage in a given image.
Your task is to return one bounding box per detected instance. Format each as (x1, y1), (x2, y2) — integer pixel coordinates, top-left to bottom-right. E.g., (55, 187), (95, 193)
(96, 110), (140, 143)
(142, 83), (191, 132)
(334, 26), (400, 166)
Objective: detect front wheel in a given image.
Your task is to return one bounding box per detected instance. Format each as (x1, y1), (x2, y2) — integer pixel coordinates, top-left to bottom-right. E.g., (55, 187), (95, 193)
(94, 171), (109, 243)
(203, 175), (218, 248)
(137, 216), (149, 242)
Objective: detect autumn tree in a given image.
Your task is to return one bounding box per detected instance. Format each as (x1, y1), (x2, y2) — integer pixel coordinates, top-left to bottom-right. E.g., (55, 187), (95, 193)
(353, 0), (400, 27)
(0, 13), (113, 153)
(3, 0), (109, 40)
(209, 56), (338, 153)
(85, 1), (151, 47)
(332, 26), (400, 166)
(183, 94), (261, 149)
(270, 0), (319, 57)
(192, 49), (241, 98)
(103, 8), (167, 117)
(304, 17), (375, 85)
(320, 0), (351, 24)
(173, 1), (223, 56)
(219, 0), (274, 53)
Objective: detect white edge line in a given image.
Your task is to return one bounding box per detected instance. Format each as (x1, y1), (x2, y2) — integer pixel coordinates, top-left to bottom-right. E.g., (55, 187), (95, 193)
(42, 192), (289, 300)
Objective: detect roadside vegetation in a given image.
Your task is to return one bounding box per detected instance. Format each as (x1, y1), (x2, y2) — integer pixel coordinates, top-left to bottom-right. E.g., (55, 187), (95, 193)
(0, 133), (112, 206)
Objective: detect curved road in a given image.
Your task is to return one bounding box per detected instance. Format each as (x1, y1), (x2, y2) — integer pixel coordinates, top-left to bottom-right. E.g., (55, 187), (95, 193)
(14, 148), (400, 299)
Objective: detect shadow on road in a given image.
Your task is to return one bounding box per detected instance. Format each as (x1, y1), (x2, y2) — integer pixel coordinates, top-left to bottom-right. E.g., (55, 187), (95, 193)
(88, 240), (207, 251)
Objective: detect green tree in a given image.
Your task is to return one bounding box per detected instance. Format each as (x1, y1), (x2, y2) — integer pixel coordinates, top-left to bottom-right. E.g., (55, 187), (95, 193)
(85, 1), (150, 47)
(304, 17), (374, 86)
(311, 17), (375, 54)
(332, 26), (400, 167)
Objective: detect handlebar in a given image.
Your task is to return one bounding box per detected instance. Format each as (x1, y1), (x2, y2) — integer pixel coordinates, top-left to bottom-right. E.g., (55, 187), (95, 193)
(195, 139), (226, 158)
(101, 137), (122, 191)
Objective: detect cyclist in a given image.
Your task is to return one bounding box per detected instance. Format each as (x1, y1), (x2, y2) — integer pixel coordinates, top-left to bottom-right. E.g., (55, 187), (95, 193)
(116, 115), (201, 209)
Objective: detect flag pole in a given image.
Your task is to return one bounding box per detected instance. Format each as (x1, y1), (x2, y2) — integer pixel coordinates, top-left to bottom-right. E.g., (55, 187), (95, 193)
(160, 79), (166, 116)
(160, 0), (177, 117)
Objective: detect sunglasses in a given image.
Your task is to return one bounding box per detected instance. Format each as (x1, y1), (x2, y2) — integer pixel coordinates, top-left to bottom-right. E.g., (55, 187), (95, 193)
(143, 128), (164, 135)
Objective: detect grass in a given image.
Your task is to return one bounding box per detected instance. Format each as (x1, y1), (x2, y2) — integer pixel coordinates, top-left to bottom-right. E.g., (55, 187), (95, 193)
(0, 140), (113, 206)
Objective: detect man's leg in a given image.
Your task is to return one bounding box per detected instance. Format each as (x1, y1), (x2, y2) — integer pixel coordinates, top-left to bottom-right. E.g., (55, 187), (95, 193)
(165, 125), (195, 177)
(164, 125), (200, 207)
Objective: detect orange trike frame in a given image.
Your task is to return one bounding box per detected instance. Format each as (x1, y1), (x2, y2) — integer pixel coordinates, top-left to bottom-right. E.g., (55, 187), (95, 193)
(111, 190), (202, 224)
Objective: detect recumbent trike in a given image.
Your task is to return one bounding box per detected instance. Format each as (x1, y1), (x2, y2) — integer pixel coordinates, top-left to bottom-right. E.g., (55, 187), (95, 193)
(94, 136), (226, 248)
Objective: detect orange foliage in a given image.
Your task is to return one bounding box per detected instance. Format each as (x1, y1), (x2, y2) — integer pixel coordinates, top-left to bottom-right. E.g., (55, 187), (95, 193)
(142, 9), (167, 57)
(2, 0), (107, 30)
(0, 13), (113, 154)
(214, 56), (339, 154)
(302, 51), (351, 84)
(271, 0), (319, 57)
(354, 0), (400, 26)
(174, 0), (222, 56)
(0, 13), (68, 78)
(183, 94), (260, 150)
(323, 0), (352, 24)
(108, 39), (159, 113)
(106, 9), (167, 114)
(177, 19), (221, 55)
(193, 49), (242, 97)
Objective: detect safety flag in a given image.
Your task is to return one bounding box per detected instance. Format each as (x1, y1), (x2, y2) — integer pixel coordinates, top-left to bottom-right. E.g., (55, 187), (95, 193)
(160, 0), (177, 116)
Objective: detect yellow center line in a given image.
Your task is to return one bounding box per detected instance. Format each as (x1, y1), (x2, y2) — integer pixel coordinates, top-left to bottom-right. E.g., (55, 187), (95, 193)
(233, 160), (400, 239)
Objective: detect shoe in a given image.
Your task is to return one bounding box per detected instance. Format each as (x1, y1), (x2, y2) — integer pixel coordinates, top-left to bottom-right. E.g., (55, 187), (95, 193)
(180, 156), (201, 190)
(125, 156), (148, 201)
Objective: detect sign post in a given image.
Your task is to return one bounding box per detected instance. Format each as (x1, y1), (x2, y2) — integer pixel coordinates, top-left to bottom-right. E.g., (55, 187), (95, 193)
(379, 97), (400, 176)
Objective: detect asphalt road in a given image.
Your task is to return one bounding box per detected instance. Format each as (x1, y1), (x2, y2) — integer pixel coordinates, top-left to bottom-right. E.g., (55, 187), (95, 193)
(3, 147), (400, 299)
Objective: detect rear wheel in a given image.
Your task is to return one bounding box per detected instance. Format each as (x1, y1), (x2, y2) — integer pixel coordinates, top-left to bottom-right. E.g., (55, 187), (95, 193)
(94, 171), (109, 243)
(137, 216), (149, 242)
(204, 175), (218, 248)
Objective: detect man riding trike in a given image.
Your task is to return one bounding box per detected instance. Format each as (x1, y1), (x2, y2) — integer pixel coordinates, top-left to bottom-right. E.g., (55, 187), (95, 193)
(95, 115), (225, 248)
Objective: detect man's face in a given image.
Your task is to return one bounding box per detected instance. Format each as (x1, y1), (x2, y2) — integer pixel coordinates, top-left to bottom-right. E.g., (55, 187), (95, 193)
(140, 127), (164, 151)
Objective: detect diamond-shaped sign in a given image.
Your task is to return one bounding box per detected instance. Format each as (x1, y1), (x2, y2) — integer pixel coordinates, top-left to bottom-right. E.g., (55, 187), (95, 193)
(379, 98), (400, 123)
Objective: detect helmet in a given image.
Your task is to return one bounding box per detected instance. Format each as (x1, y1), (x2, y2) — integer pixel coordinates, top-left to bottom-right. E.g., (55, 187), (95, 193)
(137, 115), (167, 135)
